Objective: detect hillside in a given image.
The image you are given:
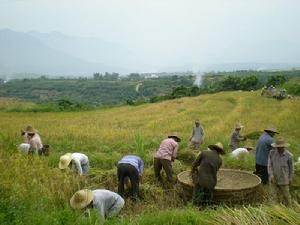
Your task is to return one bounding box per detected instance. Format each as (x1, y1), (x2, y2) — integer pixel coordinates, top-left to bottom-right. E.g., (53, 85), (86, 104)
(0, 29), (118, 74)
(0, 91), (299, 225)
(0, 76), (194, 105)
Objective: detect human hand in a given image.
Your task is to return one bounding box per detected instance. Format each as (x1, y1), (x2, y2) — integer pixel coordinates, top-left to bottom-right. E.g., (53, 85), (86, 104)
(270, 176), (276, 184)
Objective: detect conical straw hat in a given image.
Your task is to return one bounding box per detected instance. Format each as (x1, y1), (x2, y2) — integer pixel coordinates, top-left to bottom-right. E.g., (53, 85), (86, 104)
(70, 189), (93, 209)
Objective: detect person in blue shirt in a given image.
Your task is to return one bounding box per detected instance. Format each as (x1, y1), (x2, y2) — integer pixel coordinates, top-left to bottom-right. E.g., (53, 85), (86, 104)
(117, 155), (144, 201)
(255, 127), (279, 184)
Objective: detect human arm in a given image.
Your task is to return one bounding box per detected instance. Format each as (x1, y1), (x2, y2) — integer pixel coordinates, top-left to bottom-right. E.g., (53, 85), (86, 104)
(29, 139), (38, 153)
(191, 152), (202, 173)
(288, 156), (294, 185)
(190, 127), (195, 141)
(201, 127), (205, 143)
(94, 201), (105, 223)
(138, 158), (144, 177)
(73, 158), (83, 175)
(267, 153), (275, 183)
(171, 144), (178, 162)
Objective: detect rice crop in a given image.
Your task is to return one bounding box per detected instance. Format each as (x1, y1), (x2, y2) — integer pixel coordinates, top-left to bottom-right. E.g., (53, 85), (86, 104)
(0, 91), (300, 224)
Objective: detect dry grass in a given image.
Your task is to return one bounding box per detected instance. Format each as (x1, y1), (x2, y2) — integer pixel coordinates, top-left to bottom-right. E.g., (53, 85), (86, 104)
(0, 91), (300, 224)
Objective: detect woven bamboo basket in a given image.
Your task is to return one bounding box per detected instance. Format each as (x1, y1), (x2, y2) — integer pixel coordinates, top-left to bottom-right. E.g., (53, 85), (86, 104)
(177, 169), (261, 204)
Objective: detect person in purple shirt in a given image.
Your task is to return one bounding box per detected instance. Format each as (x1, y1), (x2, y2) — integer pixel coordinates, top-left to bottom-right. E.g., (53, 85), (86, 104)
(254, 127), (279, 184)
(117, 155), (144, 201)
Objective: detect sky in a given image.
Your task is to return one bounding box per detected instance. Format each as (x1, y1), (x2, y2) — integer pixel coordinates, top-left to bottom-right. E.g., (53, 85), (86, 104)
(1, 0), (300, 70)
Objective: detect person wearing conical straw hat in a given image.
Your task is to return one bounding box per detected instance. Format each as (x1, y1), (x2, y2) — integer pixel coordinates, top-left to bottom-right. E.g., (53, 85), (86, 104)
(229, 123), (246, 151)
(70, 189), (124, 222)
(254, 127), (279, 184)
(59, 152), (89, 175)
(191, 142), (225, 206)
(154, 133), (181, 186)
(21, 125), (43, 155)
(268, 137), (294, 207)
(189, 119), (205, 150)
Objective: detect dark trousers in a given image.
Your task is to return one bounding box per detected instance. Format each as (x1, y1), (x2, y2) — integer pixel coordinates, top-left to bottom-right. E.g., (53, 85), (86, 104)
(192, 184), (213, 206)
(117, 163), (139, 200)
(154, 158), (173, 184)
(254, 164), (269, 184)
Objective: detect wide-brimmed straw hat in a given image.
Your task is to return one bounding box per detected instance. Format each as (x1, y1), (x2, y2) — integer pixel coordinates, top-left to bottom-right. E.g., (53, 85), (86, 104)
(208, 142), (225, 155)
(271, 137), (290, 148)
(70, 189), (93, 209)
(168, 133), (181, 142)
(22, 125), (38, 134)
(264, 127), (279, 134)
(58, 153), (72, 169)
(235, 123), (244, 129)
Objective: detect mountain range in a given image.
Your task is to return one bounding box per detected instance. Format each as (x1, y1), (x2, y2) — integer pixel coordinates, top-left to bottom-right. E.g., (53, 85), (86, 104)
(0, 28), (300, 76)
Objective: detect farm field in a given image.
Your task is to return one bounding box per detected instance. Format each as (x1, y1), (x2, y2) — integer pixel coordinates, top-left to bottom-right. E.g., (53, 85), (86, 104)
(0, 91), (300, 225)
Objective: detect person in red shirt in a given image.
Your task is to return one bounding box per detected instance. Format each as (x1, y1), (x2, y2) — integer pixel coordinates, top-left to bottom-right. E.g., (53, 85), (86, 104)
(154, 133), (181, 186)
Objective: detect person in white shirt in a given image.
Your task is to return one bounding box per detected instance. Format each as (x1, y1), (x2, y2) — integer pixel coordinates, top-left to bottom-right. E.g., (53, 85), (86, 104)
(59, 153), (89, 175)
(231, 146), (253, 159)
(70, 189), (124, 223)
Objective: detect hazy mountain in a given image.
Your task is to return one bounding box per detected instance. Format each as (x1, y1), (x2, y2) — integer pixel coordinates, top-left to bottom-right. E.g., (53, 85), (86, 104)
(0, 29), (124, 75)
(27, 30), (141, 70)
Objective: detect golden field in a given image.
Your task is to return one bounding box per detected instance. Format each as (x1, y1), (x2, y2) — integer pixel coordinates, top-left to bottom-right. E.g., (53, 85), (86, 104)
(0, 91), (300, 225)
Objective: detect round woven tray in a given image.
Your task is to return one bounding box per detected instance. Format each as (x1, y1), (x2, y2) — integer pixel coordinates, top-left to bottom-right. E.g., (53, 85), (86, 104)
(177, 169), (261, 203)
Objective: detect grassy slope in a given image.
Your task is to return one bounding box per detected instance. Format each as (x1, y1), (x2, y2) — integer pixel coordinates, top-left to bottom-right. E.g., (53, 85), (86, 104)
(0, 91), (300, 225)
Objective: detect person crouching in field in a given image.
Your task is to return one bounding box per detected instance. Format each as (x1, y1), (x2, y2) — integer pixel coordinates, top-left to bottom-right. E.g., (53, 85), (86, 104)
(21, 125), (43, 155)
(154, 133), (181, 187)
(59, 153), (89, 175)
(254, 127), (279, 184)
(70, 189), (124, 223)
(117, 155), (144, 201)
(189, 119), (205, 150)
(24, 126), (43, 155)
(229, 123), (246, 151)
(230, 146), (253, 160)
(191, 142), (225, 206)
(268, 137), (294, 207)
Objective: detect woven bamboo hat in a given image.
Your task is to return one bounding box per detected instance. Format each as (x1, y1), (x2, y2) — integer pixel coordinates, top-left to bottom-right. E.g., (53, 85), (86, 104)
(22, 125), (38, 134)
(168, 132), (181, 142)
(58, 153), (72, 169)
(264, 127), (279, 134)
(271, 137), (290, 148)
(235, 123), (244, 129)
(70, 189), (93, 209)
(208, 142), (225, 155)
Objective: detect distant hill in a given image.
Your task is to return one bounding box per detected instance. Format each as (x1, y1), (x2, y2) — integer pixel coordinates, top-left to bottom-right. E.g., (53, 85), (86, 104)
(0, 29), (123, 75)
(27, 31), (141, 72)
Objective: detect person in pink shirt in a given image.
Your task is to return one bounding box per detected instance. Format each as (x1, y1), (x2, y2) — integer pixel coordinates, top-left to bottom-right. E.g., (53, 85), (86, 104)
(154, 133), (181, 186)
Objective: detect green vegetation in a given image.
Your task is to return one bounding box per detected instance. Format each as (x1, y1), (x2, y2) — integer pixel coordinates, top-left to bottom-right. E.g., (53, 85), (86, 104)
(0, 90), (299, 224)
(283, 77), (300, 96)
(1, 70), (299, 108)
(0, 76), (194, 106)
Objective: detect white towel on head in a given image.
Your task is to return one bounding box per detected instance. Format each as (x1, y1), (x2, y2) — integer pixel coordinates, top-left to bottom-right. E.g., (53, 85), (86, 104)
(18, 143), (30, 153)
